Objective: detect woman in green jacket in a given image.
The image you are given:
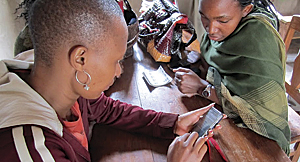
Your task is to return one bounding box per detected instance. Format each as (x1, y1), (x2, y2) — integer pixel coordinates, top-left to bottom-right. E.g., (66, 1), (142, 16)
(174, 0), (290, 154)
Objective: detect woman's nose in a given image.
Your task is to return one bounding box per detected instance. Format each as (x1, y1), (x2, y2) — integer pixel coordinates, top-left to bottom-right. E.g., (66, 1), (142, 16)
(207, 22), (218, 35)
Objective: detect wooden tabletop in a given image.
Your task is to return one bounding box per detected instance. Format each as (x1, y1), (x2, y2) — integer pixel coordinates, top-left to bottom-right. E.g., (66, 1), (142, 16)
(89, 43), (291, 162)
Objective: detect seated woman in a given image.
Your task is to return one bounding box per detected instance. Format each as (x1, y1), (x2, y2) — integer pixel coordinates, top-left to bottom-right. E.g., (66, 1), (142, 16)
(174, 0), (290, 154)
(0, 0), (222, 161)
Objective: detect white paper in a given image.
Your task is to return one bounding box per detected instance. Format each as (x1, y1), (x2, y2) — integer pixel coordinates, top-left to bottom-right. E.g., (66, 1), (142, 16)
(142, 66), (172, 87)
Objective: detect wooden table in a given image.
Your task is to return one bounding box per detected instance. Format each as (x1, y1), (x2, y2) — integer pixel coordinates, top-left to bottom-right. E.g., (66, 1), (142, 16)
(89, 43), (291, 162)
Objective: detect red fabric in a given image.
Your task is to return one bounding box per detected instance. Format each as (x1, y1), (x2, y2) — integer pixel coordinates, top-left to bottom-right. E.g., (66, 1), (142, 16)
(78, 93), (178, 140)
(63, 101), (88, 150)
(208, 137), (228, 162)
(0, 92), (178, 162)
(154, 14), (188, 56)
(117, 0), (124, 13)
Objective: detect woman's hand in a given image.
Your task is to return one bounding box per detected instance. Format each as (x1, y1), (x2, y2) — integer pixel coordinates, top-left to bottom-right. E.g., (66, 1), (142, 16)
(167, 132), (209, 162)
(174, 103), (215, 135)
(173, 67), (208, 94)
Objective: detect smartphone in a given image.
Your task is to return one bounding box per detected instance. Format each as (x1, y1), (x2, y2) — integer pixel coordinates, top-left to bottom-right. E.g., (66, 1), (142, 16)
(192, 107), (223, 137)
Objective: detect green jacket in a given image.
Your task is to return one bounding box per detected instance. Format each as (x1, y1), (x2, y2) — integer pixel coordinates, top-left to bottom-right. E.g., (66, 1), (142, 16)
(200, 6), (290, 154)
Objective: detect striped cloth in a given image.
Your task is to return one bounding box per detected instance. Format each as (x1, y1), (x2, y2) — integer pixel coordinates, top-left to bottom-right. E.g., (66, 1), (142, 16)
(201, 5), (291, 154)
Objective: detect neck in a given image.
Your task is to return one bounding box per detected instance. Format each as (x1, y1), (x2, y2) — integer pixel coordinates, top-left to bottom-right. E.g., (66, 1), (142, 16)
(26, 64), (79, 119)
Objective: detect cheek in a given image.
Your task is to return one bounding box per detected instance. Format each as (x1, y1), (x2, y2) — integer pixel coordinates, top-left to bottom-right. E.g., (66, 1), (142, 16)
(201, 18), (209, 30)
(102, 64), (117, 80)
(219, 22), (238, 38)
(91, 62), (115, 82)
(220, 25), (232, 36)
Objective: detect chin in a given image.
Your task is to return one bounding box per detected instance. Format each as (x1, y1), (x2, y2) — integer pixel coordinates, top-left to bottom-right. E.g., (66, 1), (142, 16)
(103, 87), (110, 91)
(208, 34), (226, 42)
(82, 89), (105, 99)
(84, 93), (101, 100)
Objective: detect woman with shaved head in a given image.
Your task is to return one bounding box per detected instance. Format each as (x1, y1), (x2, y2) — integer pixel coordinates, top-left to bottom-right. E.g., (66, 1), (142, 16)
(0, 0), (222, 161)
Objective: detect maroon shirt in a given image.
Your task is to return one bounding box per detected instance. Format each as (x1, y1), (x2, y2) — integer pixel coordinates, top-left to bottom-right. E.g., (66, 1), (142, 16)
(0, 93), (178, 162)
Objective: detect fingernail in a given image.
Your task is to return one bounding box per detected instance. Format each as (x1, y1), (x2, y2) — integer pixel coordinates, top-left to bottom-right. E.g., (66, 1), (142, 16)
(216, 125), (222, 129)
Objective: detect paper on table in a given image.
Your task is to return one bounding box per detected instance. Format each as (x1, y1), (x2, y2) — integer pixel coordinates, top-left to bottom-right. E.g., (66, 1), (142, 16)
(142, 66), (173, 87)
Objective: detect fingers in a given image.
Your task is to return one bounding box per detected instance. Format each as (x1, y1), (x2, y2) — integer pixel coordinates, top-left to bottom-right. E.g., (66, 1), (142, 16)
(178, 132), (191, 143)
(185, 132), (199, 146)
(174, 77), (181, 86)
(174, 71), (186, 80)
(206, 129), (214, 138)
(214, 124), (222, 130)
(168, 132), (208, 162)
(198, 141), (208, 159)
(171, 133), (190, 147)
(211, 115), (226, 131)
(174, 71), (186, 87)
(192, 103), (215, 117)
(173, 67), (191, 73)
(177, 132), (206, 151)
(189, 132), (208, 159)
(204, 103), (215, 109)
(194, 134), (208, 153)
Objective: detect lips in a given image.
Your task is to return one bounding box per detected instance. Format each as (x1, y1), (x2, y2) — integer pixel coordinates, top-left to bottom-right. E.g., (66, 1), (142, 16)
(208, 35), (220, 41)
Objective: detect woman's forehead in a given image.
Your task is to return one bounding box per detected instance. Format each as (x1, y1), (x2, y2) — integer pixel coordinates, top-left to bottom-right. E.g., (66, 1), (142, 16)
(199, 0), (241, 15)
(199, 0), (240, 8)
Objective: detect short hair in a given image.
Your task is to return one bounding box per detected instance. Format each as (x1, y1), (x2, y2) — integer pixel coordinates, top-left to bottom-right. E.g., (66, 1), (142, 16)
(28, 0), (124, 67)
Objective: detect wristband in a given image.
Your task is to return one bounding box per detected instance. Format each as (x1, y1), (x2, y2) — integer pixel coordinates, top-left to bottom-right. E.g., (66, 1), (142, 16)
(201, 84), (212, 98)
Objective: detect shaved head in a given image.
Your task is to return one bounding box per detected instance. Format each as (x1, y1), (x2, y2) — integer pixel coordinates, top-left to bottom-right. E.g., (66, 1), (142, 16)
(28, 0), (124, 67)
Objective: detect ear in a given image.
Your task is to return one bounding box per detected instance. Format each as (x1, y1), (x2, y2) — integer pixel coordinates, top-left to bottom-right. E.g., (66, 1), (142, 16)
(69, 45), (88, 71)
(242, 4), (253, 17)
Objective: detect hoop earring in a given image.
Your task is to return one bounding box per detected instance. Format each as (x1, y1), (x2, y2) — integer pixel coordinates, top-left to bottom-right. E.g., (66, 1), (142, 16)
(75, 70), (92, 90)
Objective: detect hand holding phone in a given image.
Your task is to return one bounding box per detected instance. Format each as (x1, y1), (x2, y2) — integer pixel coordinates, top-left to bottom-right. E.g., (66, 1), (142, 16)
(192, 106), (223, 137)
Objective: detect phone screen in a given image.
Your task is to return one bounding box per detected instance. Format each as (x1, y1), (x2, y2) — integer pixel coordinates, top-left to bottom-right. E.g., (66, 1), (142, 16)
(192, 107), (223, 137)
